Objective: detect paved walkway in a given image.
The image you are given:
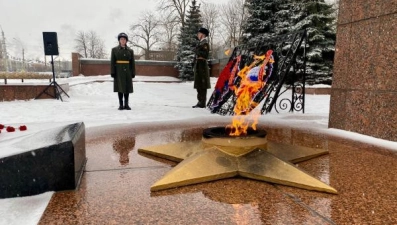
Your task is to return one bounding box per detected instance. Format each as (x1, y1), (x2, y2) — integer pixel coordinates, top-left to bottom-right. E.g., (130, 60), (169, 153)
(39, 121), (397, 224)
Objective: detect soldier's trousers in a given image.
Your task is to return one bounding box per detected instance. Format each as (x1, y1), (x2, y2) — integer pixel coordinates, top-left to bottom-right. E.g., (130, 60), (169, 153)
(196, 88), (207, 107)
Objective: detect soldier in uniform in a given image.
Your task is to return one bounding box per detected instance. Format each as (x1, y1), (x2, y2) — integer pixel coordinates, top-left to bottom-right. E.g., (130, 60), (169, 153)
(110, 32), (136, 110)
(192, 27), (211, 108)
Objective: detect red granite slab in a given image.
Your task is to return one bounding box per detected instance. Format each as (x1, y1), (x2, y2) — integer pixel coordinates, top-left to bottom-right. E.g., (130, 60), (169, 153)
(39, 123), (397, 224)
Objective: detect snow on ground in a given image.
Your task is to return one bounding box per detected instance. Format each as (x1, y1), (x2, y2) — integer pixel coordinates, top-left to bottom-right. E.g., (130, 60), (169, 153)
(0, 192), (53, 225)
(0, 74), (396, 225)
(0, 75), (329, 134)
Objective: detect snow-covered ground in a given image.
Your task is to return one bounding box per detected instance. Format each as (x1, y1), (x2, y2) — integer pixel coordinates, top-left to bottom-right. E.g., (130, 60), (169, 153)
(1, 75), (396, 225)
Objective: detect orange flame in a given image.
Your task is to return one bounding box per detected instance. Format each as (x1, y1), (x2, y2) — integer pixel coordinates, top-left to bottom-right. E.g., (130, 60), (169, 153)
(227, 50), (274, 136)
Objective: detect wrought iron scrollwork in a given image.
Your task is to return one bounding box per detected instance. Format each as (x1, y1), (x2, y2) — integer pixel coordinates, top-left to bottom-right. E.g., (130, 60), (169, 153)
(260, 29), (307, 114)
(207, 29), (307, 115)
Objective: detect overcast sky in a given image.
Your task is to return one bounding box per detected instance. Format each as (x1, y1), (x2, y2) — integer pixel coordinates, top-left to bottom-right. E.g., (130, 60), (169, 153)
(0, 0), (230, 61)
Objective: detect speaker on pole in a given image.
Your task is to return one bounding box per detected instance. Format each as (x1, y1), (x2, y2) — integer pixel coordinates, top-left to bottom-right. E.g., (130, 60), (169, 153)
(35, 32), (69, 101)
(43, 32), (59, 56)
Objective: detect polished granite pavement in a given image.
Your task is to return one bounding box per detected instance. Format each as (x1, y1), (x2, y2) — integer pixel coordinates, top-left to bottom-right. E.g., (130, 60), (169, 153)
(39, 121), (397, 224)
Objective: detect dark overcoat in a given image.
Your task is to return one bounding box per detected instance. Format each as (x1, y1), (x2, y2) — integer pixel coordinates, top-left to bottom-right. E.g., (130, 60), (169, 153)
(111, 45), (135, 93)
(194, 38), (211, 89)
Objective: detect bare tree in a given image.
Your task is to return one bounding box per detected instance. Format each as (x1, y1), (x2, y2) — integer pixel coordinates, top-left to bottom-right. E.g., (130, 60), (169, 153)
(74, 30), (106, 58)
(129, 11), (161, 60)
(219, 0), (247, 48)
(74, 31), (88, 57)
(88, 30), (99, 58)
(158, 9), (180, 52)
(94, 39), (107, 59)
(157, 0), (191, 27)
(201, 2), (220, 58)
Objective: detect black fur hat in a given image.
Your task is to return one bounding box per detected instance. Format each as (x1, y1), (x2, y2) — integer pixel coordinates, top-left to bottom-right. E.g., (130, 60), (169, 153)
(198, 27), (209, 36)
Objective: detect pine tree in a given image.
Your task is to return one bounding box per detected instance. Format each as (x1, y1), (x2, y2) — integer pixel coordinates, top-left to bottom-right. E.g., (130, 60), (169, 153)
(241, 0), (278, 45)
(241, 0), (336, 85)
(273, 1), (296, 35)
(176, 0), (202, 80)
(291, 0), (336, 84)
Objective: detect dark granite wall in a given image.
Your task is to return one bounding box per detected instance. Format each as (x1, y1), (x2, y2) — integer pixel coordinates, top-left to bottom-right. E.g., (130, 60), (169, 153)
(329, 0), (397, 141)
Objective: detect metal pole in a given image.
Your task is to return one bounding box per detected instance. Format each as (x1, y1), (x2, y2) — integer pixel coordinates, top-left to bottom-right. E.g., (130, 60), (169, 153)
(51, 55), (58, 99)
(302, 30), (307, 114)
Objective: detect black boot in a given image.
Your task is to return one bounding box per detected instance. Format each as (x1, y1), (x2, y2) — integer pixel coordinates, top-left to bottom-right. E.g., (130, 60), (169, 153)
(124, 93), (131, 110)
(193, 89), (206, 108)
(193, 104), (205, 108)
(118, 93), (124, 110)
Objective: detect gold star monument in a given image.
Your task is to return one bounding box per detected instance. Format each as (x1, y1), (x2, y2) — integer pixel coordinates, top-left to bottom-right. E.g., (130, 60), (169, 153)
(138, 127), (337, 194)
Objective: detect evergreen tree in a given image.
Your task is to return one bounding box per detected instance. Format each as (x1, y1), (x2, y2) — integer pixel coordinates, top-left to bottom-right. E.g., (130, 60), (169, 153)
(176, 0), (202, 80)
(241, 0), (336, 85)
(290, 0), (336, 84)
(241, 0), (278, 45)
(273, 1), (296, 35)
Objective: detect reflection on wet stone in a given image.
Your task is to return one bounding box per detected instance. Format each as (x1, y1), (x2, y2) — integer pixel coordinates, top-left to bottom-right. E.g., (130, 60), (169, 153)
(112, 136), (135, 166)
(39, 117), (397, 224)
(216, 156), (232, 167)
(248, 164), (265, 174)
(180, 128), (203, 142)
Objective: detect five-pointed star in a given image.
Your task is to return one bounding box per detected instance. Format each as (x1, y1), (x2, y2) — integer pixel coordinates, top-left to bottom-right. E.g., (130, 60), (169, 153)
(138, 140), (337, 194)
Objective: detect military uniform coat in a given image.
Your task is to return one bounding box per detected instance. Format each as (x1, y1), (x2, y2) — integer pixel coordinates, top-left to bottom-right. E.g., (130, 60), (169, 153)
(194, 38), (211, 89)
(111, 45), (135, 93)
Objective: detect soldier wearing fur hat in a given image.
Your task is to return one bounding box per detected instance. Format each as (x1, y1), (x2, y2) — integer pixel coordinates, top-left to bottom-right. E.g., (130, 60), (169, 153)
(192, 27), (211, 108)
(110, 32), (136, 110)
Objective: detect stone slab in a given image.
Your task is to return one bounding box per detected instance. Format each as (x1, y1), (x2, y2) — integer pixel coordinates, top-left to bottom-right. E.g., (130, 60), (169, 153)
(0, 122), (86, 198)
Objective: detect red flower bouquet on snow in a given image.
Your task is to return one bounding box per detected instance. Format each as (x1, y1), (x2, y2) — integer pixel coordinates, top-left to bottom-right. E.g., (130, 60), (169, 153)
(0, 124), (27, 133)
(6, 126), (16, 132)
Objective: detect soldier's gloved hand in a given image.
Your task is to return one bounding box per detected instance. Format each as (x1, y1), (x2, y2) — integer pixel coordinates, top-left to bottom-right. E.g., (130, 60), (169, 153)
(111, 73), (116, 78)
(131, 74), (135, 78)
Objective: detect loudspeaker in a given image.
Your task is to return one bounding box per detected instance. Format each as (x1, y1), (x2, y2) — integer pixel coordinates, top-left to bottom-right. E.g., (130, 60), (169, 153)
(43, 32), (59, 55)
